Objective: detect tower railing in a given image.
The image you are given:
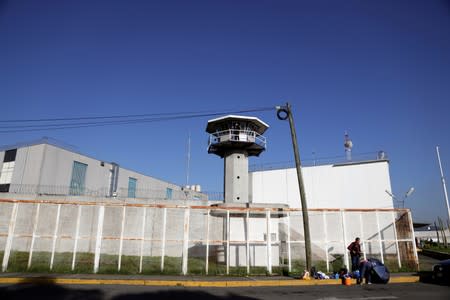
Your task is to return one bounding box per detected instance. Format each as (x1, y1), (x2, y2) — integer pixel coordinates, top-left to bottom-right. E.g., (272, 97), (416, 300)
(207, 129), (266, 149)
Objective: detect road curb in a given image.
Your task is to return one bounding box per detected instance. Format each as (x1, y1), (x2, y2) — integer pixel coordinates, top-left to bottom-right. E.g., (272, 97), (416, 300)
(0, 276), (420, 287)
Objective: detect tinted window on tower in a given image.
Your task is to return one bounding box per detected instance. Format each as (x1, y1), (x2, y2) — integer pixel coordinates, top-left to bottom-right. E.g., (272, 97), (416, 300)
(3, 149), (17, 162)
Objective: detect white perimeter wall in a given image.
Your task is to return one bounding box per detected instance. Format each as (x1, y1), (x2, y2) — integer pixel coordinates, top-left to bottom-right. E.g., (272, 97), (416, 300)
(249, 161), (393, 209)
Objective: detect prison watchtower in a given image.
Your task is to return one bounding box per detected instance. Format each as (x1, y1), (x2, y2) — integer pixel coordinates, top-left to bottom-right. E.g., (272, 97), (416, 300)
(206, 115), (269, 204)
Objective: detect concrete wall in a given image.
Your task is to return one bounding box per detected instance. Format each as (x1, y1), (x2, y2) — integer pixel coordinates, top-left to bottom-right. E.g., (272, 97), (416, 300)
(249, 160), (393, 209)
(0, 198), (414, 273)
(224, 152), (249, 203)
(229, 217), (280, 267)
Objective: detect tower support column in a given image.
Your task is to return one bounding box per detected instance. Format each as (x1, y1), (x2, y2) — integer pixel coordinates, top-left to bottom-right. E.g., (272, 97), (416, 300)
(224, 151), (249, 203)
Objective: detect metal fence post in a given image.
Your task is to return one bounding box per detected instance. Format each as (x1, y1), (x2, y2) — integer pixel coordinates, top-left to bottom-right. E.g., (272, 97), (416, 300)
(407, 210), (419, 270)
(139, 207), (147, 273)
(118, 206), (126, 272)
(50, 204), (61, 270)
(71, 205), (82, 271)
(2, 203), (18, 272)
(375, 211), (384, 264)
(341, 210), (349, 271)
(359, 212), (367, 260)
(93, 205), (105, 274)
(391, 211), (402, 269)
(226, 210), (230, 275)
(28, 203), (41, 269)
(246, 210), (250, 275)
(286, 212), (292, 273)
(182, 208), (190, 275)
(205, 209), (210, 275)
(266, 210), (272, 274)
(322, 211), (329, 273)
(161, 207), (167, 272)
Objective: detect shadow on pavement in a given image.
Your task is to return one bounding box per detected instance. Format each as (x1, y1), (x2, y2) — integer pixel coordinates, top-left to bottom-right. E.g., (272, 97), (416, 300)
(418, 271), (450, 286)
(112, 291), (259, 300)
(0, 277), (259, 300)
(0, 277), (103, 300)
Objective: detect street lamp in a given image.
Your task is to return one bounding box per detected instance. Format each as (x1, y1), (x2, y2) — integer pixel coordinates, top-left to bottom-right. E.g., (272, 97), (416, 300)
(385, 187), (415, 208)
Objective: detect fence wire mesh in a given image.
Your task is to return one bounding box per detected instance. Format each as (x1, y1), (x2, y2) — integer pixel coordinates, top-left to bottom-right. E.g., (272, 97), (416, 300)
(0, 198), (418, 275)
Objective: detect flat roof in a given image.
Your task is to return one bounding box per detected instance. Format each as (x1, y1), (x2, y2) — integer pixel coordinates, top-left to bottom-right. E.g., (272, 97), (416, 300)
(332, 159), (389, 167)
(249, 158), (390, 173)
(206, 115), (269, 134)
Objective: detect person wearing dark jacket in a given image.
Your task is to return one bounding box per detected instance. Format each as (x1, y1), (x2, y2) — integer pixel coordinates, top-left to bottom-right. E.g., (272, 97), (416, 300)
(347, 237), (361, 272)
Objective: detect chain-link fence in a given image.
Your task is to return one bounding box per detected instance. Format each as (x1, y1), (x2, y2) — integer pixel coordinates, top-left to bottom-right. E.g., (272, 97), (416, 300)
(0, 198), (418, 275)
(5, 184), (214, 201)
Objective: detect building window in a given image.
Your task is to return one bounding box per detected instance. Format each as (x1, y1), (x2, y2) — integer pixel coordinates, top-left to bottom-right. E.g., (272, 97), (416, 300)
(128, 177), (137, 198)
(165, 188), (173, 200)
(0, 184), (10, 192)
(0, 149), (17, 192)
(69, 161), (87, 195)
(3, 149), (17, 162)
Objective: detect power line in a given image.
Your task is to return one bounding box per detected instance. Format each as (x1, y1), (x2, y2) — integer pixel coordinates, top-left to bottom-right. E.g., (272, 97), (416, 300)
(0, 110), (204, 123)
(0, 106), (273, 123)
(0, 113), (218, 132)
(0, 106), (275, 133)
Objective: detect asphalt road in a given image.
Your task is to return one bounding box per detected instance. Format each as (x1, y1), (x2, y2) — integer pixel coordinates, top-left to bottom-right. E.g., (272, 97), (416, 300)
(0, 253), (446, 299)
(418, 253), (440, 271)
(1, 282), (449, 300)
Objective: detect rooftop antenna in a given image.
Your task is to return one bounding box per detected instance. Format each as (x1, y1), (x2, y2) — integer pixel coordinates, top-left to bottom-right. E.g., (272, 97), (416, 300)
(405, 187), (415, 198)
(344, 131), (353, 161)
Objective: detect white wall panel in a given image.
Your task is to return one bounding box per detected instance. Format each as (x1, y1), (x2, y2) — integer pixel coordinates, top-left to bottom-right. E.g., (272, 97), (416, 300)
(250, 161), (393, 209)
(11, 145), (45, 186)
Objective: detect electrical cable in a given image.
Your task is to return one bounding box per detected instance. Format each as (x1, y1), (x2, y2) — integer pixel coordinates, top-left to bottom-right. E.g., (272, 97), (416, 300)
(0, 106), (275, 133)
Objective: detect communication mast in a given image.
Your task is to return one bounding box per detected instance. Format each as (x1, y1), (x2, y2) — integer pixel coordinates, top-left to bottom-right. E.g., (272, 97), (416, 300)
(344, 131), (353, 161)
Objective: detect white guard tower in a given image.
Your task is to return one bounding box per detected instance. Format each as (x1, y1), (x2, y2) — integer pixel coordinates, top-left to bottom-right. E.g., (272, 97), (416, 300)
(206, 115), (269, 204)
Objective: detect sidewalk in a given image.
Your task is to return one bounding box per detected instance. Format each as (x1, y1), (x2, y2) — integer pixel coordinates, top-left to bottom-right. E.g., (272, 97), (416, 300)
(0, 273), (420, 287)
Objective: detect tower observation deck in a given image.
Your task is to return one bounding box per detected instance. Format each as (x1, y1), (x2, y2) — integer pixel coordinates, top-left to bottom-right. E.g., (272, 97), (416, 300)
(206, 115), (269, 204)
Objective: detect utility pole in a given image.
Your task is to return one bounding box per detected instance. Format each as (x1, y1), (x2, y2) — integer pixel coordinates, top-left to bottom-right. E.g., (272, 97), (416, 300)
(276, 103), (312, 272)
(436, 146), (450, 223)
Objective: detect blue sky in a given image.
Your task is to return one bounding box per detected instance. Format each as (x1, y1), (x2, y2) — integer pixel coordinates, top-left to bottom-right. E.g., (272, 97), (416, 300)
(1, 0), (449, 223)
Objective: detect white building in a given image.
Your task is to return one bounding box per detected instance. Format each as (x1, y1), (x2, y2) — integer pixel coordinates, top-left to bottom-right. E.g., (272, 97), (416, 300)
(250, 159), (394, 209)
(226, 157), (395, 268)
(0, 138), (205, 201)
